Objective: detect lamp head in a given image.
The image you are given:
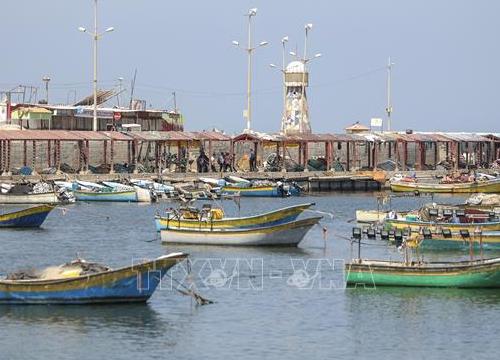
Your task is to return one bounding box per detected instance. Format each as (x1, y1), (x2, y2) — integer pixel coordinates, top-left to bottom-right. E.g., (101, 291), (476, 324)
(259, 41), (268, 47)
(248, 8), (257, 16)
(232, 40), (239, 46)
(305, 23), (313, 30)
(105, 27), (114, 33)
(78, 27), (87, 32)
(289, 51), (296, 56)
(281, 36), (289, 44)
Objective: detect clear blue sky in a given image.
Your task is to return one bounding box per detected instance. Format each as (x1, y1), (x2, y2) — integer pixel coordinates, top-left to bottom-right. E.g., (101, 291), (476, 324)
(1, 0), (499, 133)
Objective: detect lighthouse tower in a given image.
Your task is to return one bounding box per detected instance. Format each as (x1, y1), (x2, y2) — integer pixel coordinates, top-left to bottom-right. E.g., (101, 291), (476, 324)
(281, 61), (312, 135)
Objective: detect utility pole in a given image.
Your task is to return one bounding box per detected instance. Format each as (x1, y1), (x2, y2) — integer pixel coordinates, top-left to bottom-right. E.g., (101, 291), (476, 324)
(386, 56), (394, 131)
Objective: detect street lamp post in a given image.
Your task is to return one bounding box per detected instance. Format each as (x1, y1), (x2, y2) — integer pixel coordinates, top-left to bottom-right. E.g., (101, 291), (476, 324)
(79, 0), (114, 131)
(287, 24), (321, 135)
(270, 35), (288, 133)
(232, 8), (268, 131)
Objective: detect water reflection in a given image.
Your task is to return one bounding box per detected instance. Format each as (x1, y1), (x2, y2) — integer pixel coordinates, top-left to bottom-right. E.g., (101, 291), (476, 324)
(0, 304), (169, 336)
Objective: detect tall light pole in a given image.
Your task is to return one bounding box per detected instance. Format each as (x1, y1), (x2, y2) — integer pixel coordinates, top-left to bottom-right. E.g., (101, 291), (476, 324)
(386, 56), (394, 131)
(288, 24), (321, 133)
(270, 35), (288, 133)
(232, 8), (268, 131)
(79, 0), (114, 131)
(42, 76), (51, 104)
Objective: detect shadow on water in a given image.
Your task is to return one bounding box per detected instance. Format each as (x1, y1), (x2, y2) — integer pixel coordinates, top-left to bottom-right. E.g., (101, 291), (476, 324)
(163, 244), (316, 258)
(0, 303), (170, 335)
(345, 286), (500, 306)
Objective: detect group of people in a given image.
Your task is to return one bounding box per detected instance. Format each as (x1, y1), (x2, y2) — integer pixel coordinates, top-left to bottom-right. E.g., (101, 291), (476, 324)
(213, 152), (235, 172)
(196, 148), (258, 173)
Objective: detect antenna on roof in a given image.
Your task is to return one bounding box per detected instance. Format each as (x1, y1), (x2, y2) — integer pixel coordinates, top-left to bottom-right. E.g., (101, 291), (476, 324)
(129, 68), (137, 109)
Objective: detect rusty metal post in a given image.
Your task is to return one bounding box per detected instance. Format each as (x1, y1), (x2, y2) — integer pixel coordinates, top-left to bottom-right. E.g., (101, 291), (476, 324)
(47, 140), (52, 168)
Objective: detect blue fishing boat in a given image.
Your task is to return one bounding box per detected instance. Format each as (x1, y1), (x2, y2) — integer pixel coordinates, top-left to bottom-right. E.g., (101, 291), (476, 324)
(0, 205), (55, 228)
(0, 253), (188, 304)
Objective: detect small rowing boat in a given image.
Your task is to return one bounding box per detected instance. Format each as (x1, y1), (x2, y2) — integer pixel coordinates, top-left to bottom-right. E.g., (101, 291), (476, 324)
(0, 253), (187, 304)
(160, 217), (321, 246)
(155, 202), (315, 231)
(0, 205), (55, 228)
(390, 178), (500, 193)
(345, 257), (500, 288)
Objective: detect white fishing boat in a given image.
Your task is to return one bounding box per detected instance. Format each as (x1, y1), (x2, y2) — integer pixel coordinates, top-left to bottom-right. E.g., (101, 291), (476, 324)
(199, 177), (226, 187)
(160, 217), (321, 246)
(102, 181), (135, 191)
(130, 179), (174, 193)
(355, 210), (388, 223)
(0, 191), (60, 204)
(76, 180), (105, 189)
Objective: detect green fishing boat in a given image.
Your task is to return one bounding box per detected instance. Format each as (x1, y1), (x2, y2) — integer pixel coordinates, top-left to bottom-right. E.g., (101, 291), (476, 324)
(416, 231), (500, 251)
(345, 258), (500, 288)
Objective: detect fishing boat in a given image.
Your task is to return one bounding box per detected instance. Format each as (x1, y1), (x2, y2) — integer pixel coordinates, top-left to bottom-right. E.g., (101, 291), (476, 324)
(355, 210), (388, 223)
(413, 231), (500, 251)
(0, 205), (55, 228)
(160, 217), (321, 246)
(384, 217), (500, 232)
(345, 257), (500, 288)
(73, 188), (139, 202)
(390, 177), (500, 193)
(0, 253), (187, 304)
(0, 191), (60, 204)
(155, 202), (315, 231)
(222, 185), (282, 197)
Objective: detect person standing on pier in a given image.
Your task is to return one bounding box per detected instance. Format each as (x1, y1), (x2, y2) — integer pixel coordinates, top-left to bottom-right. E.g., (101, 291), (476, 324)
(249, 149), (256, 172)
(218, 152), (225, 172)
(211, 153), (217, 172)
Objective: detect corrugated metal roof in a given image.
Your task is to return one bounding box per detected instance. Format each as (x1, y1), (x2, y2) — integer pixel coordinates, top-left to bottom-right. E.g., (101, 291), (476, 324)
(438, 132), (491, 142)
(0, 130), (84, 141)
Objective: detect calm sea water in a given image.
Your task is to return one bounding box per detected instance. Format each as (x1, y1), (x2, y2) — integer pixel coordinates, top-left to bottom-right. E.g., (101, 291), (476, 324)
(0, 193), (499, 360)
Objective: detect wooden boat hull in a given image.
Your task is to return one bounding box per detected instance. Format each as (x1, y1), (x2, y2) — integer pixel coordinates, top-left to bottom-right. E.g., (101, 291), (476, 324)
(0, 205), (55, 228)
(385, 218), (500, 232)
(390, 179), (500, 193)
(0, 192), (60, 204)
(74, 189), (138, 202)
(0, 253), (187, 304)
(355, 210), (387, 223)
(222, 185), (281, 197)
(160, 217), (321, 246)
(155, 203), (314, 231)
(345, 258), (500, 288)
(419, 232), (500, 251)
